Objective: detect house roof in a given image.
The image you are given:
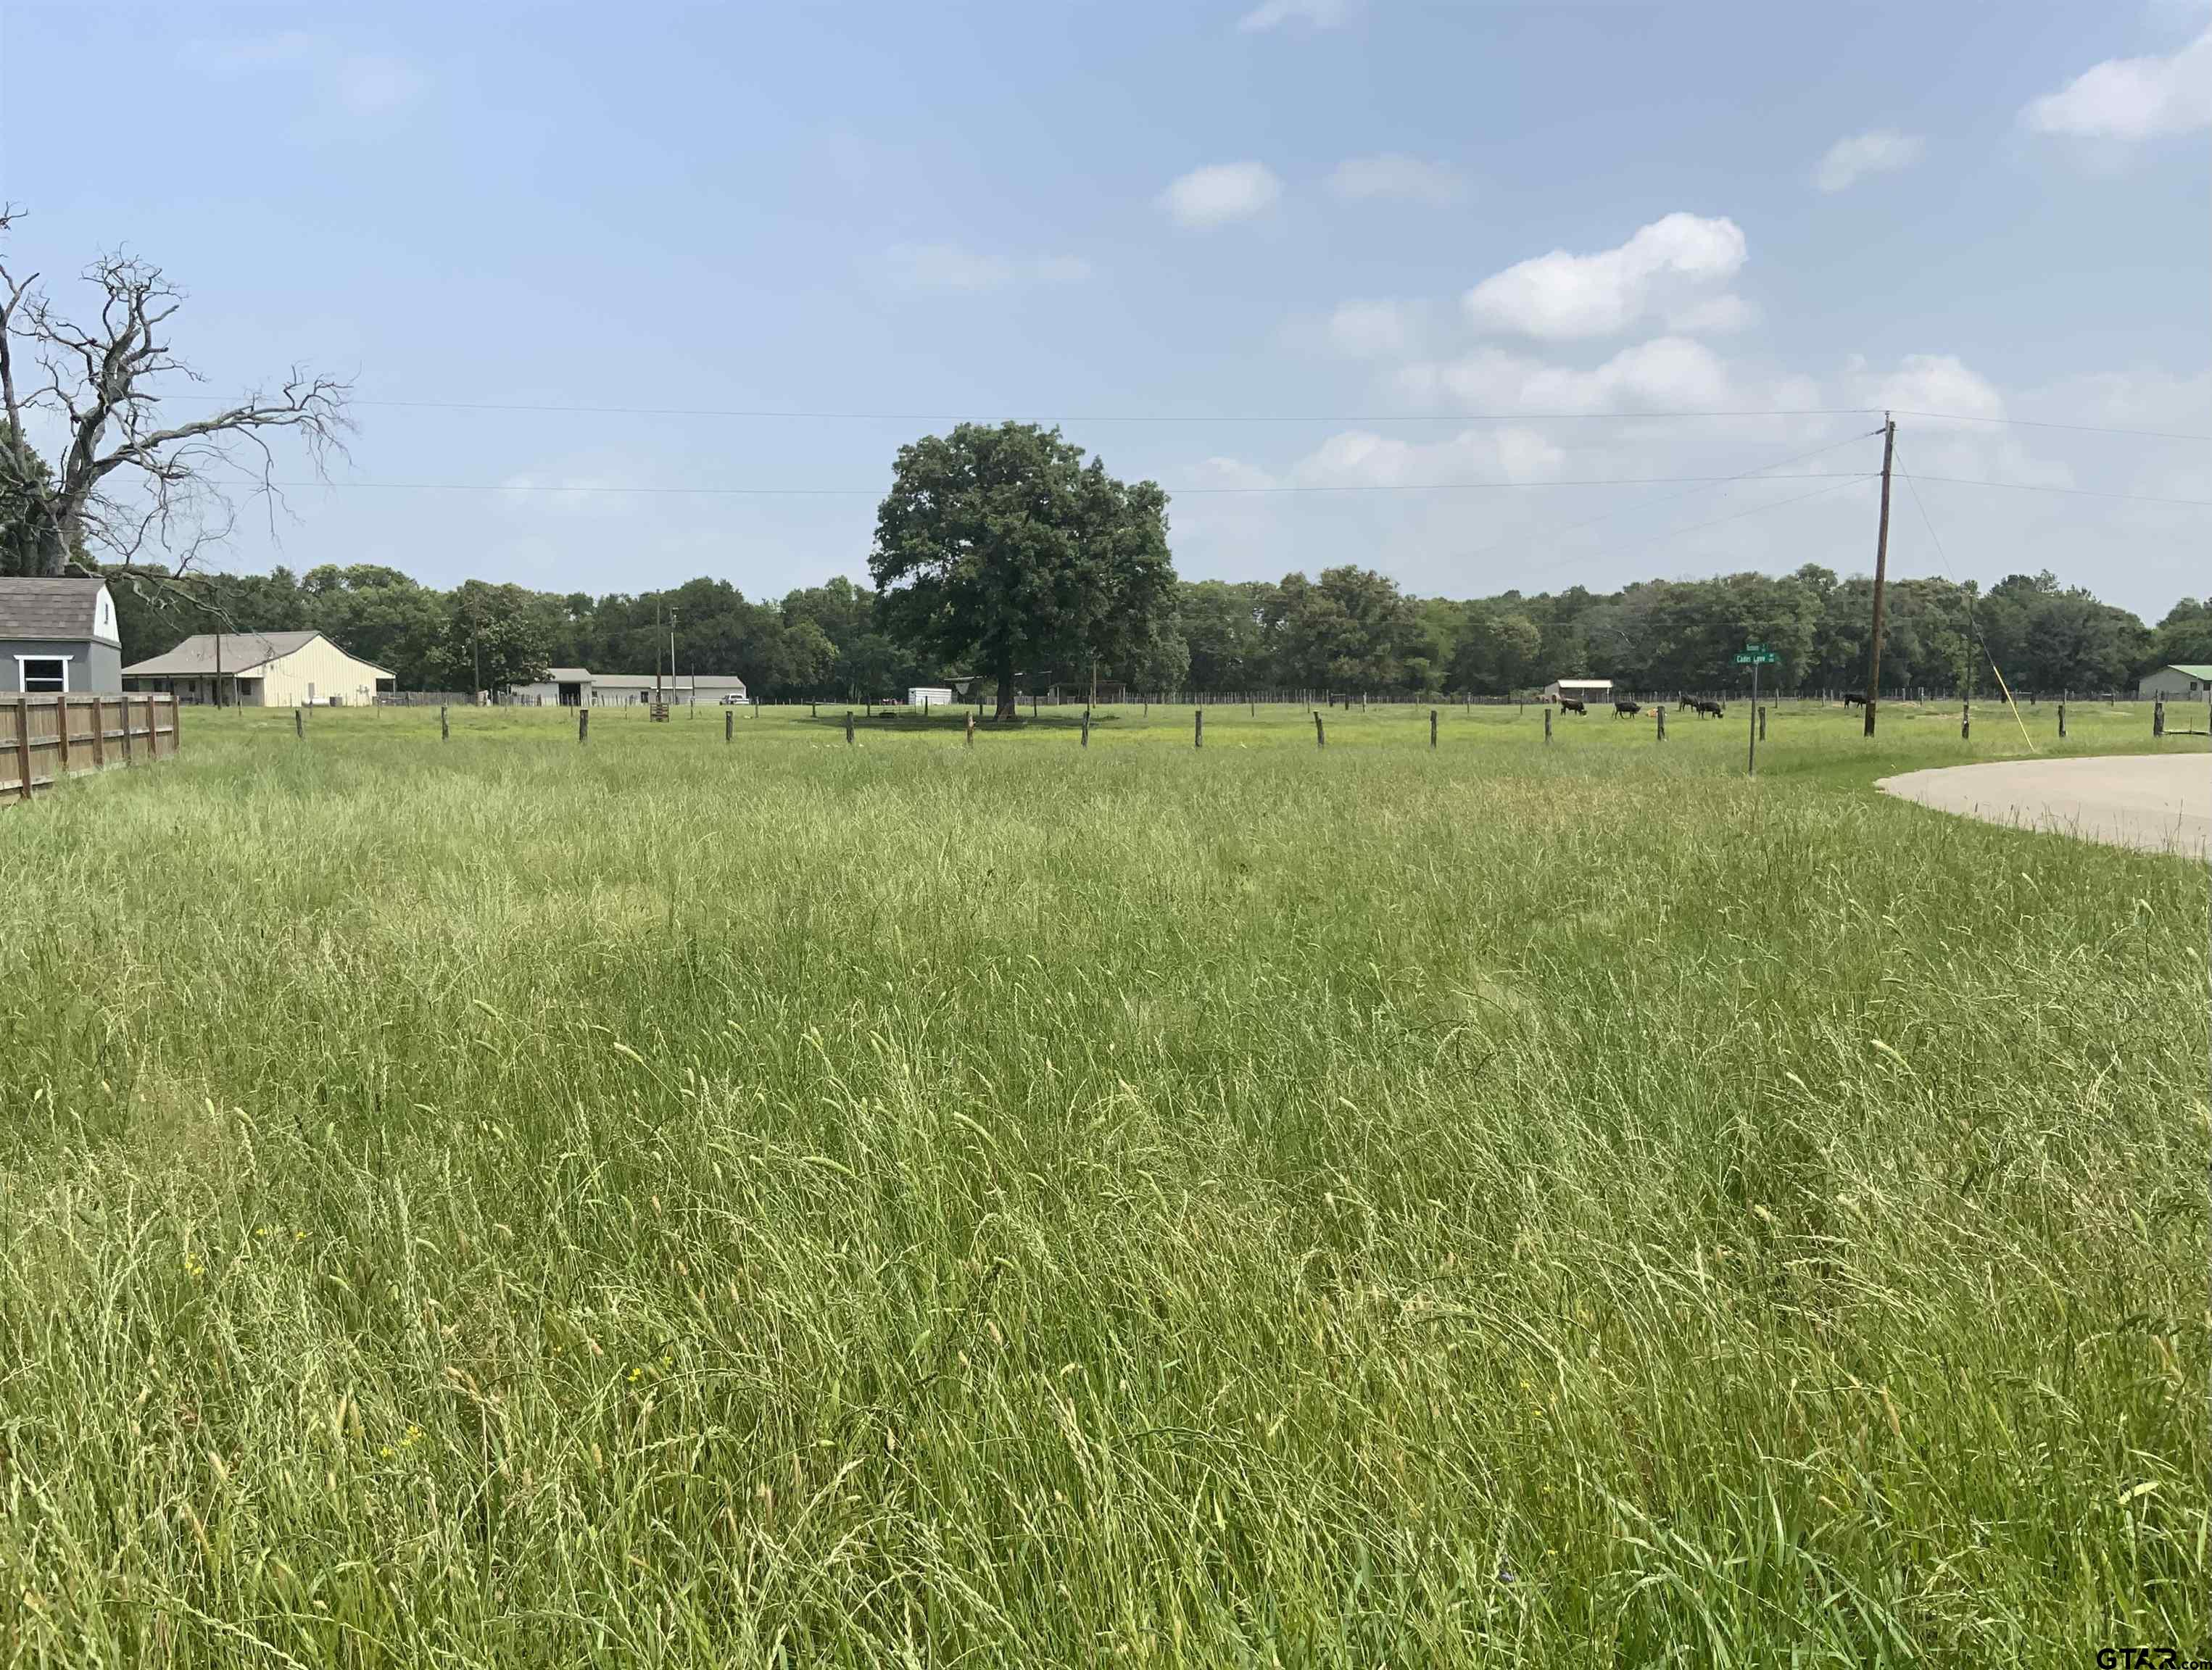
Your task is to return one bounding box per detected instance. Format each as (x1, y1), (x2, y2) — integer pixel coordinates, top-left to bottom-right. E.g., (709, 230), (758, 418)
(544, 666), (593, 682)
(589, 672), (748, 691)
(0, 576), (109, 641)
(2159, 664), (2212, 679)
(122, 631), (393, 678)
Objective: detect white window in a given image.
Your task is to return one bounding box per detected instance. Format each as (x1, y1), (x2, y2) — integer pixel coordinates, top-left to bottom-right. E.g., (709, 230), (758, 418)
(15, 655), (67, 692)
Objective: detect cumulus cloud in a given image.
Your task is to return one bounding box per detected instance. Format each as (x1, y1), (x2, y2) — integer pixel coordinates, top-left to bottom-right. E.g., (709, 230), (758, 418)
(885, 243), (1091, 293)
(1289, 427), (1567, 488)
(2023, 24), (2212, 139)
(1238, 0), (1351, 32)
(1813, 129), (1924, 191)
(1462, 213), (1747, 341)
(1326, 153), (1466, 204)
(1159, 162), (1285, 227)
(1399, 336), (1735, 415)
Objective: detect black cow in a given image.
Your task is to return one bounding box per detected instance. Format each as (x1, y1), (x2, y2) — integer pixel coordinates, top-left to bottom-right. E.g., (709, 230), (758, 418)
(1692, 698), (1725, 718)
(1558, 698), (1587, 715)
(1842, 692), (1867, 709)
(1613, 699), (1641, 718)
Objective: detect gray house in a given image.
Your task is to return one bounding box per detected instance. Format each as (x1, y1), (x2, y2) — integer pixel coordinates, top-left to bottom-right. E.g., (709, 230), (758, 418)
(0, 576), (124, 693)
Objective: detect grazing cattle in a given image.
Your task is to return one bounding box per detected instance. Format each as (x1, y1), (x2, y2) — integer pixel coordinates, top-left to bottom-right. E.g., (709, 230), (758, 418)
(1558, 698), (1587, 715)
(1614, 699), (1641, 718)
(1692, 698), (1725, 718)
(1842, 692), (1867, 709)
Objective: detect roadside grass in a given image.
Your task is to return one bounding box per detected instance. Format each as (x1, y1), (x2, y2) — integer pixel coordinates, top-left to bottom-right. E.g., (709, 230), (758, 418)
(0, 701), (2202, 1665)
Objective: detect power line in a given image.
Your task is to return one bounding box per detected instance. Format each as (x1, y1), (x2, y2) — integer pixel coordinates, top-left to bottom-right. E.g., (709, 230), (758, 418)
(1899, 475), (2212, 510)
(158, 391), (2212, 442)
(1890, 409), (2212, 445)
(265, 470), (1878, 498)
(176, 394), (1882, 425)
(1454, 425), (1885, 564)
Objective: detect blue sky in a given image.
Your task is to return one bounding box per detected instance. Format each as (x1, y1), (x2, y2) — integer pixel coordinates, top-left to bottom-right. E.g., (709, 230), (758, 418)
(4, 1), (2206, 615)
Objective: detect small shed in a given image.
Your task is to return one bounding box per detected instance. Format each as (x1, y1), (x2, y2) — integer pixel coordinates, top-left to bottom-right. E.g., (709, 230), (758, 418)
(1543, 678), (1613, 703)
(0, 576), (123, 693)
(908, 686), (954, 709)
(2137, 664), (2212, 701)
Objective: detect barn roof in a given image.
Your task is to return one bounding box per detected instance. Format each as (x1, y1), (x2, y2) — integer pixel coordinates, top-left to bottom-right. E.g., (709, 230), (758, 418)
(2160, 663), (2212, 679)
(122, 631), (393, 678)
(0, 576), (108, 641)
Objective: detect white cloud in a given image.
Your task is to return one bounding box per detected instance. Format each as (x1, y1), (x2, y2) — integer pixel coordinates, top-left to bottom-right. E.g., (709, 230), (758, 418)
(2023, 24), (2212, 139)
(1290, 427), (1567, 488)
(1813, 129), (1924, 192)
(1326, 153), (1466, 204)
(1238, 0), (1351, 33)
(1462, 212), (1747, 341)
(1160, 161), (1285, 227)
(885, 243), (1091, 293)
(1327, 299), (1425, 358)
(336, 53), (426, 115)
(1399, 336), (1735, 416)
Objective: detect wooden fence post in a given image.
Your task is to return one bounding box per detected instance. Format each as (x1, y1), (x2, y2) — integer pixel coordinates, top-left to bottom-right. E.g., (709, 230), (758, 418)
(1655, 705), (1665, 741)
(295, 706), (304, 740)
(1194, 709), (1203, 749)
(1544, 707), (1552, 744)
(1757, 705), (1766, 742)
(54, 697), (71, 775)
(12, 700), (30, 800)
(845, 713), (856, 745)
(121, 697), (133, 764)
(1312, 711), (1325, 748)
(440, 705), (450, 741)
(1961, 700), (1970, 741)
(579, 707), (589, 744)
(2153, 698), (2164, 737)
(1081, 707), (1091, 748)
(965, 712), (975, 747)
(2058, 702), (2066, 740)
(1429, 708), (1438, 748)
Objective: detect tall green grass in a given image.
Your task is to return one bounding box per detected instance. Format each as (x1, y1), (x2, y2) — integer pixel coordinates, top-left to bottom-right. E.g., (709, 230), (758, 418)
(0, 700), (2203, 1665)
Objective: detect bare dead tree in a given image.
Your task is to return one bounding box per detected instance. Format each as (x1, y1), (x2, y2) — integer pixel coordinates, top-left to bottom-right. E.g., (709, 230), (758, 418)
(0, 205), (351, 581)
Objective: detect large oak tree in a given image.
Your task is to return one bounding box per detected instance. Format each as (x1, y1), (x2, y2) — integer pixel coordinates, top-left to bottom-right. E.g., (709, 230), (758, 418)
(869, 423), (1175, 719)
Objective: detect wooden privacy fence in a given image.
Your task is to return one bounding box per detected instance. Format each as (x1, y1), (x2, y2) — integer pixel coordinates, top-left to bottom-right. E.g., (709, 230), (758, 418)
(1, 693), (181, 802)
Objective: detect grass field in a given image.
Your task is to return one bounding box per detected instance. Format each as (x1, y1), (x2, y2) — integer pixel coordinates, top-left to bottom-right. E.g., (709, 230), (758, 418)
(0, 697), (2204, 1666)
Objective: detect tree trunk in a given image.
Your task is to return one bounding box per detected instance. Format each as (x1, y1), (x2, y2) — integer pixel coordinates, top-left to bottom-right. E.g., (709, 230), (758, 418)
(995, 651), (1017, 722)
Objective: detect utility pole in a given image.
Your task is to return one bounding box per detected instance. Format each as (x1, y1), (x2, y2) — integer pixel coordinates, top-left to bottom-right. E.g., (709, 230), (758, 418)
(670, 607), (679, 706)
(1863, 413), (1896, 737)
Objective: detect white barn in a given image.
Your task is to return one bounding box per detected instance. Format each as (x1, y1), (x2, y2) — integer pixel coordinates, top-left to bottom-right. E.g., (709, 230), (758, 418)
(123, 631), (392, 705)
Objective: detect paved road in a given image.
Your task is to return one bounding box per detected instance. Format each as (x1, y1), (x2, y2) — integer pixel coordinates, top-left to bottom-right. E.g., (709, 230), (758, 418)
(1876, 753), (2211, 857)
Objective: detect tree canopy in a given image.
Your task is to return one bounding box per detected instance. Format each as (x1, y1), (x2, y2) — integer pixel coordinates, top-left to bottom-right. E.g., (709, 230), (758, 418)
(869, 423), (1175, 718)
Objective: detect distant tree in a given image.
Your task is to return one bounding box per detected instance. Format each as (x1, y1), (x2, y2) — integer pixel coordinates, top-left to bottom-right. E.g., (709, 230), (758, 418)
(2149, 599), (2212, 671)
(870, 423), (1175, 720)
(436, 581), (550, 692)
(0, 208), (348, 578)
(1270, 567), (1426, 691)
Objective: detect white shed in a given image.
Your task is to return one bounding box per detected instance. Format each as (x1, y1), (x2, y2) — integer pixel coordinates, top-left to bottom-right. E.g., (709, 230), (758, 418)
(1543, 678), (1613, 703)
(908, 686), (955, 710)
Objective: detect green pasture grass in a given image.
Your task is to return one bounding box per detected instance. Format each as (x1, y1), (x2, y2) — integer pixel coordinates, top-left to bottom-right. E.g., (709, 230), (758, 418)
(0, 698), (2203, 1665)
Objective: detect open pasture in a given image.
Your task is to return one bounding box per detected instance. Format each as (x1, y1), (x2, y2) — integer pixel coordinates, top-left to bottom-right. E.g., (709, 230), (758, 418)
(0, 699), (2203, 1665)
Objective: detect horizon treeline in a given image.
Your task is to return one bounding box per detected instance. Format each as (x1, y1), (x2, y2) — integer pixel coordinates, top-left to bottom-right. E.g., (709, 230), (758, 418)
(104, 560), (2203, 700)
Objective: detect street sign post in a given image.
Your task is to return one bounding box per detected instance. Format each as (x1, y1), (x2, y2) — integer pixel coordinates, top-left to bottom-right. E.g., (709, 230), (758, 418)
(1733, 644), (1778, 775)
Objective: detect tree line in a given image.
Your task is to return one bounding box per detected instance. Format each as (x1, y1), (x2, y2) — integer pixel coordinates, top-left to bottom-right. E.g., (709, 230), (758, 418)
(88, 420), (2196, 702)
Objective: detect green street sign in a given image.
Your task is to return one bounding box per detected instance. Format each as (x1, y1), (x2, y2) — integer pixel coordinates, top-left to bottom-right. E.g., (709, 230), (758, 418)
(1733, 651), (1778, 665)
